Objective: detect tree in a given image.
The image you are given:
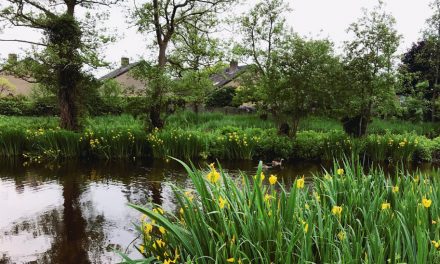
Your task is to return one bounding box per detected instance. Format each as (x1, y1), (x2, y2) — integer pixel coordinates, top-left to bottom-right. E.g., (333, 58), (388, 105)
(341, 1), (401, 137)
(0, 77), (15, 96)
(169, 18), (224, 113)
(400, 41), (434, 120)
(173, 68), (215, 113)
(236, 0), (287, 76)
(400, 0), (440, 121)
(168, 17), (224, 76)
(0, 0), (121, 130)
(234, 0), (289, 130)
(264, 35), (343, 136)
(424, 0), (440, 120)
(132, 0), (234, 128)
(235, 0), (342, 136)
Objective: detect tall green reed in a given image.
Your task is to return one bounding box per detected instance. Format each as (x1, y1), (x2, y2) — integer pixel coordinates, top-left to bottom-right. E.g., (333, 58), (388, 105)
(126, 159), (440, 263)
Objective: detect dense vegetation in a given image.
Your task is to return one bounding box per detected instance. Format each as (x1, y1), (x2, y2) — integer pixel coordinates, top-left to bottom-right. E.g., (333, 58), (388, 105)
(2, 112), (440, 163)
(2, 0), (440, 263)
(2, 0), (440, 136)
(124, 159), (440, 263)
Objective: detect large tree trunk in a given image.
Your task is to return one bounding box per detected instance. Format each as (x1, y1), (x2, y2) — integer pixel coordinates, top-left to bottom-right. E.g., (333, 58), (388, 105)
(58, 84), (79, 131)
(149, 43), (168, 128)
(48, 12), (82, 130)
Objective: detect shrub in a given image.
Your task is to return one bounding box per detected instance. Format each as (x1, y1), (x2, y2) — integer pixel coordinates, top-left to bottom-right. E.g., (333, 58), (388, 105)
(205, 86), (236, 108)
(28, 96), (59, 116)
(255, 131), (292, 160)
(0, 96), (29, 115)
(125, 97), (149, 117)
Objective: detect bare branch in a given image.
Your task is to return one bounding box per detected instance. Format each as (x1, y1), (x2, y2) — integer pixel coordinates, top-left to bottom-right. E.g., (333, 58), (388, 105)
(0, 38), (47, 46)
(23, 0), (56, 17)
(76, 0), (122, 6)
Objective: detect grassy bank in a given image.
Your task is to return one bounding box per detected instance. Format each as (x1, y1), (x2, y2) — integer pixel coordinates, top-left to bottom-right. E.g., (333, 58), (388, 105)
(0, 114), (150, 161)
(125, 160), (440, 263)
(1, 112), (440, 162)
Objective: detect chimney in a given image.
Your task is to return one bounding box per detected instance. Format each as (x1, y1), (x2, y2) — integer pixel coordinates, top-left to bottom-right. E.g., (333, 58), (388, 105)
(121, 57), (130, 67)
(229, 60), (238, 72)
(8, 53), (17, 64)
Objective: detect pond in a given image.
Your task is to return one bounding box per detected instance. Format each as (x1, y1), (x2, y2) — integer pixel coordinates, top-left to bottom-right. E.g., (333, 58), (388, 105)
(0, 158), (438, 263)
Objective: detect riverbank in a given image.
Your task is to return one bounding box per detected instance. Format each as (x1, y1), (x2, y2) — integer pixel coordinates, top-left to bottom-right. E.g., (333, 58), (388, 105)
(1, 112), (440, 162)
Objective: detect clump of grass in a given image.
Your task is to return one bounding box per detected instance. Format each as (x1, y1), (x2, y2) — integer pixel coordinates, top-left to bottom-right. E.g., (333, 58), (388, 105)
(126, 159), (440, 263)
(298, 116), (343, 132)
(23, 128), (80, 161)
(0, 115), (150, 161)
(0, 129), (26, 157)
(166, 111), (275, 131)
(369, 118), (440, 138)
(363, 133), (422, 162)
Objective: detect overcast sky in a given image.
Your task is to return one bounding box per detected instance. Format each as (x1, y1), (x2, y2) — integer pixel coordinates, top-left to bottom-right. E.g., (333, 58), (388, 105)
(0, 0), (434, 77)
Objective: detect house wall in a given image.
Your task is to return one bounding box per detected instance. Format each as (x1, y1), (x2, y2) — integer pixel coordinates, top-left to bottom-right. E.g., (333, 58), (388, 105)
(113, 71), (147, 95)
(224, 79), (241, 88)
(0, 73), (33, 96)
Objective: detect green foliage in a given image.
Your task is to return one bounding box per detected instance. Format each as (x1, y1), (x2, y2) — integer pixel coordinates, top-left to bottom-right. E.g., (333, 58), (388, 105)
(0, 96), (58, 116)
(363, 133), (421, 162)
(205, 86), (236, 108)
(130, 61), (172, 104)
(368, 118), (440, 137)
(0, 96), (29, 115)
(173, 69), (215, 111)
(0, 115), (149, 160)
(126, 159), (440, 263)
(124, 97), (150, 118)
(266, 36), (343, 135)
(341, 1), (401, 136)
(2, 113), (440, 162)
(236, 0), (342, 136)
(97, 79), (127, 114)
(0, 0), (120, 130)
(298, 116), (342, 132)
(400, 95), (430, 122)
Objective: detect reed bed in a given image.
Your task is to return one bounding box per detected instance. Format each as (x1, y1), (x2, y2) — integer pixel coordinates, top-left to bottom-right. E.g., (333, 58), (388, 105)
(0, 113), (439, 162)
(125, 159), (440, 263)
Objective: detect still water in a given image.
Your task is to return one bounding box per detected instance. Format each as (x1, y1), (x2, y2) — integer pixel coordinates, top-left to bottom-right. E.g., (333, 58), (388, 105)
(0, 159), (438, 263)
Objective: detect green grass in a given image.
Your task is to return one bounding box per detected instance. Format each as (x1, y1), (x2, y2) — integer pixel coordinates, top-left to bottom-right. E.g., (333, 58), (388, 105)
(369, 118), (440, 137)
(298, 116), (342, 132)
(166, 111), (275, 131)
(125, 159), (440, 263)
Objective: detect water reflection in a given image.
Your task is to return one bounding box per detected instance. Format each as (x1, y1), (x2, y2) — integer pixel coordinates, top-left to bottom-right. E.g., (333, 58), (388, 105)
(1, 158), (438, 263)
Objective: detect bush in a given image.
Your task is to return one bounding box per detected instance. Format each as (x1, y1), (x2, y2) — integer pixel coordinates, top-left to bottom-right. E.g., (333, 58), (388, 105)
(28, 96), (59, 116)
(255, 131), (292, 160)
(125, 97), (149, 117)
(205, 86), (236, 108)
(0, 96), (29, 115)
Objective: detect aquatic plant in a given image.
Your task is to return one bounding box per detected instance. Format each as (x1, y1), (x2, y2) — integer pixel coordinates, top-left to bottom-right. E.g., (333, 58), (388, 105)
(125, 159), (440, 263)
(0, 113), (438, 162)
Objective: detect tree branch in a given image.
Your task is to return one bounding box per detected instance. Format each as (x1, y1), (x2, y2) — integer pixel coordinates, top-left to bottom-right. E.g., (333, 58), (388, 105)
(0, 38), (47, 46)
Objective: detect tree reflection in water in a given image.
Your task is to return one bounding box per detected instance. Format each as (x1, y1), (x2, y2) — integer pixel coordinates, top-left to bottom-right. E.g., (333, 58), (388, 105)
(0, 159), (173, 263)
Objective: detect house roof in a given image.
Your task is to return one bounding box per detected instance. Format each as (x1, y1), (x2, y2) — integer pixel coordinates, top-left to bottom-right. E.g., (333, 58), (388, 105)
(99, 62), (140, 81)
(98, 61), (249, 87)
(210, 65), (248, 87)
